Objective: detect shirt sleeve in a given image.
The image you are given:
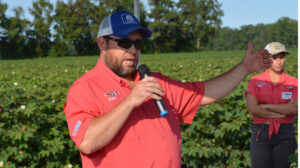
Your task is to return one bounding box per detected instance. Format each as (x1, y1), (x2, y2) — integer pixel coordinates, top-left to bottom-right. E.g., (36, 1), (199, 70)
(294, 86), (298, 100)
(292, 78), (298, 100)
(153, 73), (205, 124)
(64, 82), (99, 148)
(245, 77), (257, 98)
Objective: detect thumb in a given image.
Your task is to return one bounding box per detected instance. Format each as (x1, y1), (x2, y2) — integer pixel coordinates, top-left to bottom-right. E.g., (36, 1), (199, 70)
(246, 42), (253, 54)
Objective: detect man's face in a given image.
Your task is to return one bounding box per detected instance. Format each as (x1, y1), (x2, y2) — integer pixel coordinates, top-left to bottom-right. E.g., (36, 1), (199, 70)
(102, 31), (142, 79)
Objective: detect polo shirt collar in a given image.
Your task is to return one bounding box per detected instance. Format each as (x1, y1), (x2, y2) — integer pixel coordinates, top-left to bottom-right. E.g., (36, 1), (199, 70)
(264, 68), (287, 85)
(95, 58), (141, 86)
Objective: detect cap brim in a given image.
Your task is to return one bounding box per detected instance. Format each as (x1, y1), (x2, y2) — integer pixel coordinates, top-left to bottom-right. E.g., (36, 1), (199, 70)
(271, 51), (290, 55)
(112, 26), (152, 38)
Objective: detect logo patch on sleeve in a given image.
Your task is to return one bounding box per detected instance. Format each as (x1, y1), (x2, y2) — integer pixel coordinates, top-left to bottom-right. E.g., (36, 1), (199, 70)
(72, 120), (82, 136)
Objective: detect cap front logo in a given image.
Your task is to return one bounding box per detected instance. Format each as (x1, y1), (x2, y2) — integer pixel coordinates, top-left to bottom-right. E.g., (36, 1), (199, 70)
(121, 14), (137, 24)
(274, 44), (283, 50)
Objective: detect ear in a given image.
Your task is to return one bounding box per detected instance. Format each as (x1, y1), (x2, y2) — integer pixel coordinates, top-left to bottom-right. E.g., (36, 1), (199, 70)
(97, 37), (107, 50)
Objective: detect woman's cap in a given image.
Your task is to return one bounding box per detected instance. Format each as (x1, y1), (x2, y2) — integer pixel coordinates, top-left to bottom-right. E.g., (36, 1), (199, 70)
(97, 10), (152, 38)
(264, 42), (290, 55)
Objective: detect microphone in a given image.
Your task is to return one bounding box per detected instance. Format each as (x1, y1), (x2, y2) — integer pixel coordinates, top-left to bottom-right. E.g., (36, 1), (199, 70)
(138, 64), (168, 117)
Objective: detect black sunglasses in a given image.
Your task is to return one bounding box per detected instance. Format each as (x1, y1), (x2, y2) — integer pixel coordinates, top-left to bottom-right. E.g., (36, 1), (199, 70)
(104, 36), (143, 49)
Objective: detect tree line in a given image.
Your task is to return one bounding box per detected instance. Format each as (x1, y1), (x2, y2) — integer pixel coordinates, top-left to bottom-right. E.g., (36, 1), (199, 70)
(0, 0), (297, 59)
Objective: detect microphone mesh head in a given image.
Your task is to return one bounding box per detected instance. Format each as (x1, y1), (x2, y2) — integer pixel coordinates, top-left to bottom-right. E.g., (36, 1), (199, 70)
(138, 64), (151, 77)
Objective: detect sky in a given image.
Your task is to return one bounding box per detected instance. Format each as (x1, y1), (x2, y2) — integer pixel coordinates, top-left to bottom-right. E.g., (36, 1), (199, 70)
(218, 0), (298, 28)
(1, 0), (298, 29)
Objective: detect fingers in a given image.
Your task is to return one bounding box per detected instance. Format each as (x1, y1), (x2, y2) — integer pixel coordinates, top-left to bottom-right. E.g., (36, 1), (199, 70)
(255, 49), (272, 68)
(246, 42), (253, 54)
(289, 99), (298, 104)
(263, 58), (272, 65)
(262, 49), (272, 59)
(146, 85), (164, 97)
(140, 76), (159, 83)
(262, 54), (272, 68)
(126, 77), (165, 107)
(137, 77), (164, 100)
(144, 78), (164, 98)
(149, 92), (164, 100)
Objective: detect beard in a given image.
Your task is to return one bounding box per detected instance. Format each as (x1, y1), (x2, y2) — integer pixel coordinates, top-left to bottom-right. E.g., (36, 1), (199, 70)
(104, 56), (137, 78)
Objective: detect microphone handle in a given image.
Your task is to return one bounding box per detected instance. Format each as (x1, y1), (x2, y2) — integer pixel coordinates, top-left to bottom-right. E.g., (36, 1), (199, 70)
(143, 74), (168, 117)
(155, 100), (168, 117)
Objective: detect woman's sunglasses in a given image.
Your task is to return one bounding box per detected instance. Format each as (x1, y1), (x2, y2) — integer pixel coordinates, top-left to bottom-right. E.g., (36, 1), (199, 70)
(104, 36), (143, 50)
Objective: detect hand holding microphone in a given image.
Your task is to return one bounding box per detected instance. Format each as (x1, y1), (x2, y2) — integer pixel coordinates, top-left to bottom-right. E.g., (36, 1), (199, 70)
(138, 64), (168, 117)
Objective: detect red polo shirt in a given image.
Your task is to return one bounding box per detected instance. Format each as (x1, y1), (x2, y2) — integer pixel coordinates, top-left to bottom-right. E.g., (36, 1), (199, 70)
(64, 59), (205, 168)
(245, 68), (298, 139)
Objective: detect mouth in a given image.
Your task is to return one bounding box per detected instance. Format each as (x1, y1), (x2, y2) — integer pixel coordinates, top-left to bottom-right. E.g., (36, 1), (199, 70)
(124, 57), (136, 66)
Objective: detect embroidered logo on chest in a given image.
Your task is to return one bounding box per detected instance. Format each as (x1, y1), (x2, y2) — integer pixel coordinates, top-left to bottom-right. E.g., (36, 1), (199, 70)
(104, 90), (120, 101)
(287, 86), (294, 90)
(256, 82), (266, 88)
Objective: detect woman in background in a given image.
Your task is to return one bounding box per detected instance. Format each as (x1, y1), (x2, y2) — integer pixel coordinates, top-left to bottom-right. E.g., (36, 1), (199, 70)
(245, 42), (298, 168)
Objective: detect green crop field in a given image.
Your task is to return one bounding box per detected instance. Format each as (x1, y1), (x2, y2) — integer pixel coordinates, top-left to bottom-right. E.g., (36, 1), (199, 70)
(0, 49), (297, 167)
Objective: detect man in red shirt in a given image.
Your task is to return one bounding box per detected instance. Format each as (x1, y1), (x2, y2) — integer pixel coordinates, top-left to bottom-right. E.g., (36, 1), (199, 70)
(64, 10), (272, 167)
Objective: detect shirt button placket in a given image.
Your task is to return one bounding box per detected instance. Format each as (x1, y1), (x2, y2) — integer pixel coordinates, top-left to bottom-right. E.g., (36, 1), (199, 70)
(120, 80), (126, 87)
(168, 159), (172, 168)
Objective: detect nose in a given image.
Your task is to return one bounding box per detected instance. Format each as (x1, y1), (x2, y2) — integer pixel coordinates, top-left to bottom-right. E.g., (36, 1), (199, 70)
(127, 45), (138, 54)
(274, 58), (283, 65)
